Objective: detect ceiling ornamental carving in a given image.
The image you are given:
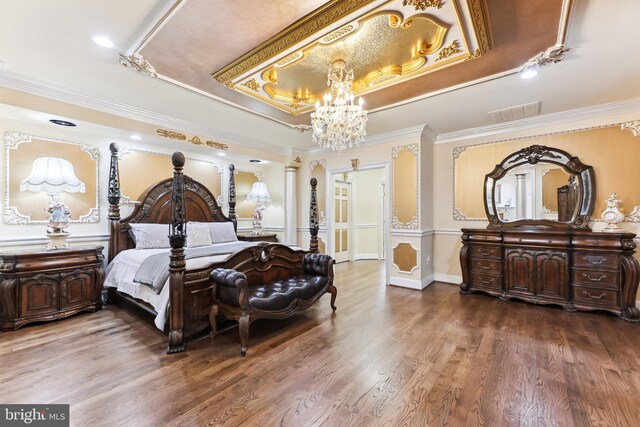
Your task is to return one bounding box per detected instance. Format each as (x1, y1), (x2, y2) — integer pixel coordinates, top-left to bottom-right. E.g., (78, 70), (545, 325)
(211, 0), (489, 116)
(119, 53), (157, 78)
(156, 129), (229, 150)
(621, 120), (640, 137)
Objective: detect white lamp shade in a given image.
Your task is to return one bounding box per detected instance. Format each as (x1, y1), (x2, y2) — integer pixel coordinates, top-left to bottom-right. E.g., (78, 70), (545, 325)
(20, 157), (86, 194)
(246, 182), (271, 203)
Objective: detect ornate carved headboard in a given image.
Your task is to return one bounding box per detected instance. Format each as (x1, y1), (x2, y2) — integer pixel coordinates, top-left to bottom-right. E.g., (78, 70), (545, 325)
(107, 143), (237, 262)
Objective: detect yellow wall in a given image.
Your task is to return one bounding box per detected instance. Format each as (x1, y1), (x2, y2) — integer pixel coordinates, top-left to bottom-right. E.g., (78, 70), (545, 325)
(454, 126), (640, 219)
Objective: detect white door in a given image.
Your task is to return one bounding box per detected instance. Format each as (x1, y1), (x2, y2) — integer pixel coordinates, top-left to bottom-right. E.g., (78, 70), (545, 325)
(333, 181), (351, 263)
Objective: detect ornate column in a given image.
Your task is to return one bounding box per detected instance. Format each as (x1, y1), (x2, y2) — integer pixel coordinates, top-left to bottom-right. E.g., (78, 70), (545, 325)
(515, 173), (527, 219)
(107, 143), (121, 263)
(284, 160), (301, 245)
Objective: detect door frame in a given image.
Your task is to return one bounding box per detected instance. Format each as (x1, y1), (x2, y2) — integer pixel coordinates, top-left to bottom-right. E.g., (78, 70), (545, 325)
(332, 179), (353, 263)
(326, 162), (391, 284)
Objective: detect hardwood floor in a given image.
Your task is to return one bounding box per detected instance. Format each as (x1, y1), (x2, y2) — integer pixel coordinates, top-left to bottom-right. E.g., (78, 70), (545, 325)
(2, 260), (640, 426)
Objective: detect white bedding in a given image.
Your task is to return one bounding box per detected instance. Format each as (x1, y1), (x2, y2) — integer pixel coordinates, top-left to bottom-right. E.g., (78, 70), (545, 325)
(104, 242), (256, 330)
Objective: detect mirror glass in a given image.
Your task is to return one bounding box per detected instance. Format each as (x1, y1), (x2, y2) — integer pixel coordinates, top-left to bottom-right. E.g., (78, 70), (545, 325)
(494, 164), (574, 222)
(484, 144), (595, 229)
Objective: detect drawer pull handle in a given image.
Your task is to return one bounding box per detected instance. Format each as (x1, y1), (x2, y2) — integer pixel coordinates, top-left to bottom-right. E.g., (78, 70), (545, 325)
(583, 256), (606, 265)
(478, 278), (494, 285)
(582, 273), (607, 282)
(479, 249), (492, 256)
(478, 263), (491, 270)
(582, 290), (606, 299)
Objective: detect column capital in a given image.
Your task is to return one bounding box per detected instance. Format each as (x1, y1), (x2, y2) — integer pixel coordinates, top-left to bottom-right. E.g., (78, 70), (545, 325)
(285, 157), (302, 172)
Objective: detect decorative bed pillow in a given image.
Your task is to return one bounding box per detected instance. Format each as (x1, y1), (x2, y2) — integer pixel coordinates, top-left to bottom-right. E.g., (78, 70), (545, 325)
(129, 223), (170, 249)
(186, 222), (213, 248)
(208, 222), (238, 243)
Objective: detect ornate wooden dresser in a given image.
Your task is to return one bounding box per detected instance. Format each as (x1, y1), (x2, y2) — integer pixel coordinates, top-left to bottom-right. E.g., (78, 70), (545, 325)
(0, 246), (105, 330)
(460, 228), (639, 321)
(459, 144), (639, 322)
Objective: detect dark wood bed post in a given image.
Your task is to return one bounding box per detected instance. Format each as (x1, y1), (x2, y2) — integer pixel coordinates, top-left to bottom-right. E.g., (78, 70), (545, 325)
(107, 143), (121, 263)
(168, 152), (187, 354)
(309, 178), (319, 253)
(228, 164), (237, 232)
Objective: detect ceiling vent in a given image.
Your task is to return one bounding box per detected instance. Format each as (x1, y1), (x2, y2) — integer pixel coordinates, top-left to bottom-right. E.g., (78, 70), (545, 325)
(489, 101), (540, 123)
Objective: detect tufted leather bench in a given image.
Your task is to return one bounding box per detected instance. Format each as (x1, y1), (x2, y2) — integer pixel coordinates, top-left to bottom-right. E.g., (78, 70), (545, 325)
(210, 249), (336, 356)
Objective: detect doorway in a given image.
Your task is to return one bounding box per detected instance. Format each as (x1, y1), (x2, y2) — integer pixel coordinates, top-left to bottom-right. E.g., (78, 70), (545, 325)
(329, 166), (388, 270)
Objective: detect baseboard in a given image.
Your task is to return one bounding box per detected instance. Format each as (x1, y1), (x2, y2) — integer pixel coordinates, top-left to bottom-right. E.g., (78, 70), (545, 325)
(434, 273), (462, 285)
(355, 253), (379, 260)
(389, 274), (433, 290)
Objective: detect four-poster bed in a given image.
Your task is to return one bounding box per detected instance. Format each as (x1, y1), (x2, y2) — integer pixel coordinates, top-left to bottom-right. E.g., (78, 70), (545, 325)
(104, 144), (324, 353)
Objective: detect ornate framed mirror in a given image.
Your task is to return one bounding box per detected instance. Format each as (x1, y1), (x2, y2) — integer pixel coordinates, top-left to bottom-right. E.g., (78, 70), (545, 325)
(484, 145), (595, 229)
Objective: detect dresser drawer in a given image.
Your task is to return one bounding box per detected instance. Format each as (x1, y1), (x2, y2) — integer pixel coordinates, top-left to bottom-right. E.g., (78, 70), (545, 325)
(470, 246), (501, 259)
(471, 258), (502, 274)
(471, 272), (502, 290)
(573, 253), (619, 270)
(572, 268), (619, 289)
(573, 286), (618, 307)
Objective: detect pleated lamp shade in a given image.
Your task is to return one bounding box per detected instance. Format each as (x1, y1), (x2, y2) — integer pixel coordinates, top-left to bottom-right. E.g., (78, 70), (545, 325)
(20, 157), (85, 194)
(246, 182), (271, 204)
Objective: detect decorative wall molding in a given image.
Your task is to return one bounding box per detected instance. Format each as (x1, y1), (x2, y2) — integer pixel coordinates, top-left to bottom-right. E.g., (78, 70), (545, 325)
(3, 131), (100, 225)
(621, 120), (640, 137)
(435, 97), (640, 145)
(391, 143), (419, 230)
(391, 241), (419, 274)
(0, 70), (291, 155)
(390, 228), (434, 237)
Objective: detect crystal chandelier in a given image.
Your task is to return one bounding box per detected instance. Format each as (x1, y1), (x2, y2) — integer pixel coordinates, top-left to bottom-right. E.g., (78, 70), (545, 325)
(311, 59), (368, 153)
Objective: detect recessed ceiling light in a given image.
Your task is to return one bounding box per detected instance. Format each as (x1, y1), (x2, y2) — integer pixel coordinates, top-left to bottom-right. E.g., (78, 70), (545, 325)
(217, 152), (226, 157)
(49, 119), (76, 127)
(130, 135), (142, 141)
(92, 36), (114, 48)
(520, 63), (539, 79)
(249, 159), (261, 163)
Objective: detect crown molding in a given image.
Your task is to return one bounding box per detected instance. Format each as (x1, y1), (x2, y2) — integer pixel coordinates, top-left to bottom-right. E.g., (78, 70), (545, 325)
(0, 70), (291, 155)
(434, 97), (640, 145)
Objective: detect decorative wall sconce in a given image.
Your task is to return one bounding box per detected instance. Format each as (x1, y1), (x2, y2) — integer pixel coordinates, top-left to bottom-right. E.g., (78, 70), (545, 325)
(351, 159), (359, 171)
(20, 157), (86, 249)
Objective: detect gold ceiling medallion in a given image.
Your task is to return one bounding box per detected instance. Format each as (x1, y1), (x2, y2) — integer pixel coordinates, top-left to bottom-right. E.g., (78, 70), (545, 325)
(215, 0), (488, 115)
(241, 79), (260, 92)
(402, 0), (443, 10)
(211, 0), (380, 84)
(275, 51), (304, 68)
(320, 24), (358, 44)
(436, 40), (462, 61)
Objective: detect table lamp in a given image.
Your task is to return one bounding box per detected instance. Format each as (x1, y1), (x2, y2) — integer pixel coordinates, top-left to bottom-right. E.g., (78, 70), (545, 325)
(20, 157), (85, 250)
(246, 181), (271, 235)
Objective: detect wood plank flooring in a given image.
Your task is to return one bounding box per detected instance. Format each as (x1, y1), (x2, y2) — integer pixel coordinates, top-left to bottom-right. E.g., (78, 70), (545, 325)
(2, 260), (640, 426)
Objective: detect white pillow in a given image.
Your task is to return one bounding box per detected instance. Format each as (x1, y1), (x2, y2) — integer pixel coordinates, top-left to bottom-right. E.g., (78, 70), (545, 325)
(186, 222), (213, 248)
(129, 223), (170, 249)
(208, 222), (238, 243)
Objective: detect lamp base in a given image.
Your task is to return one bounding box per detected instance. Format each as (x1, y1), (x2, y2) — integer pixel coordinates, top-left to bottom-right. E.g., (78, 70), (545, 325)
(251, 225), (263, 236)
(46, 231), (70, 250)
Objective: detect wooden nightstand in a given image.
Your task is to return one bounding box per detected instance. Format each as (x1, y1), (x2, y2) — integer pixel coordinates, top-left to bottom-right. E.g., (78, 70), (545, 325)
(0, 246), (104, 330)
(237, 232), (278, 243)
